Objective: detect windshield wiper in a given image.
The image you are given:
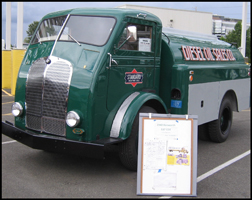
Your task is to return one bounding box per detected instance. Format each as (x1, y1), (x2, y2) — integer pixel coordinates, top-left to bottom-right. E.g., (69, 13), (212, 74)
(117, 35), (132, 50)
(68, 34), (81, 46)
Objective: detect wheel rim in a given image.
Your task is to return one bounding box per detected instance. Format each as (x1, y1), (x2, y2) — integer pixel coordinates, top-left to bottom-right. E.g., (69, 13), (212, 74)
(220, 107), (231, 134)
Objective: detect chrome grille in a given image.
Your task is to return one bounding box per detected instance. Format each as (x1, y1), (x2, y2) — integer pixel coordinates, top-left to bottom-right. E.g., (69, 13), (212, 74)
(26, 57), (72, 136)
(26, 58), (46, 131)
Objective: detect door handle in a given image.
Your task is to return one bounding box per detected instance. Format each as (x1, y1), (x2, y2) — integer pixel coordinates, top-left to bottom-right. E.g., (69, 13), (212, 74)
(112, 59), (118, 66)
(107, 53), (118, 69)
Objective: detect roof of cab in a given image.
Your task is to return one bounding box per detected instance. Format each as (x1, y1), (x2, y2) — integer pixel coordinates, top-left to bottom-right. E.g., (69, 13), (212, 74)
(41, 7), (162, 25)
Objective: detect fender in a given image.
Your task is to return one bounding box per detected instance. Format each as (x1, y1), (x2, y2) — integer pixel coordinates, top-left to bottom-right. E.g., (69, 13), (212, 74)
(110, 91), (167, 140)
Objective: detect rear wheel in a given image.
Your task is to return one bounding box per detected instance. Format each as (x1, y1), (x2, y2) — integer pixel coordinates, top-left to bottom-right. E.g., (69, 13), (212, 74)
(118, 106), (157, 171)
(208, 97), (233, 143)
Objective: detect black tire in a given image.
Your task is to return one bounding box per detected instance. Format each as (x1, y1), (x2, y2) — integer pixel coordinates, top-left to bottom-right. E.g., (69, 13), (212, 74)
(208, 97), (233, 143)
(118, 106), (157, 171)
(198, 123), (210, 141)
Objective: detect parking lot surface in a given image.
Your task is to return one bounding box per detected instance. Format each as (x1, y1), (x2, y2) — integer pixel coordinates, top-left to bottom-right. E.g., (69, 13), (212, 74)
(2, 89), (250, 198)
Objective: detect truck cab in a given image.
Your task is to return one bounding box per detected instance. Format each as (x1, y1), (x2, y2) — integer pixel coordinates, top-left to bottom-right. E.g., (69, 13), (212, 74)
(4, 8), (167, 171)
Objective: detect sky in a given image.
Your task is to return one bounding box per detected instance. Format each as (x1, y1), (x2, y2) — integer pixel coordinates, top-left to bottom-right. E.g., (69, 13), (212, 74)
(2, 1), (251, 46)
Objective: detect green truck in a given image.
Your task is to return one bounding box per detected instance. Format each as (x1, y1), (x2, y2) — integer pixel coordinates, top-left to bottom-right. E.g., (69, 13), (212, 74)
(2, 8), (250, 171)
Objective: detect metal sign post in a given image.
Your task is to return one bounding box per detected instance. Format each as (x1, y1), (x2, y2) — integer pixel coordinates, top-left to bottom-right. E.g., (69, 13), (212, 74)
(137, 113), (198, 196)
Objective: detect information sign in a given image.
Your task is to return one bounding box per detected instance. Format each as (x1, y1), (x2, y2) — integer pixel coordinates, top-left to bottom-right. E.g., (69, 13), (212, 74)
(138, 38), (151, 52)
(137, 113), (198, 196)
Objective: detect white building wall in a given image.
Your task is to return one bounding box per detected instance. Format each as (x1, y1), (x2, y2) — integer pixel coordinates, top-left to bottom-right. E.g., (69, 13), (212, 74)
(117, 4), (213, 35)
(212, 17), (250, 39)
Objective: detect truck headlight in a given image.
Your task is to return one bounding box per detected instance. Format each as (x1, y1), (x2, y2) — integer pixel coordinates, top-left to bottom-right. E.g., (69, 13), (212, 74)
(66, 111), (80, 127)
(12, 102), (23, 117)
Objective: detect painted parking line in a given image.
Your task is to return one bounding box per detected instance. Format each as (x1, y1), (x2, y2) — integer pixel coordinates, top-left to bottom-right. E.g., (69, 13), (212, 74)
(197, 150), (250, 182)
(2, 140), (17, 145)
(2, 89), (12, 96)
(159, 150), (251, 198)
(2, 113), (13, 116)
(2, 101), (14, 105)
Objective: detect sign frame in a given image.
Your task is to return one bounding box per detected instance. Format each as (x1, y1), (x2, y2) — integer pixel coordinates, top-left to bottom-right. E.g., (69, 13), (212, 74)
(137, 113), (198, 196)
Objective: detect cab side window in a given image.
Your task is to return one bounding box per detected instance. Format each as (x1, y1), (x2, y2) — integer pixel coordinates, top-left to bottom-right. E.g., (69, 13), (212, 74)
(118, 23), (152, 52)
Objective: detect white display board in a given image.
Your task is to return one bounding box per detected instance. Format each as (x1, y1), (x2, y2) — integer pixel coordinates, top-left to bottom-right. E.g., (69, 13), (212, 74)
(137, 113), (198, 196)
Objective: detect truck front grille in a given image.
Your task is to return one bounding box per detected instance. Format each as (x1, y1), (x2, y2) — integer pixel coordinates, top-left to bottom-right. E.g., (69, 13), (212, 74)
(25, 57), (72, 136)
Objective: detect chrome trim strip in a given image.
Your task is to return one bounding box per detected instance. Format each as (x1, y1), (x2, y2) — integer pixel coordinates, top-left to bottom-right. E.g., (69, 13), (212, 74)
(110, 92), (140, 138)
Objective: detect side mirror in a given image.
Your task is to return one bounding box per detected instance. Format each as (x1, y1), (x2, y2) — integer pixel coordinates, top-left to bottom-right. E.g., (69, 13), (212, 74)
(127, 26), (137, 42)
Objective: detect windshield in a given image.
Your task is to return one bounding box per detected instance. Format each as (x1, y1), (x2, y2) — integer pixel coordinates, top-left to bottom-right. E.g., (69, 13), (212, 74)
(31, 16), (67, 44)
(59, 16), (116, 46)
(31, 15), (116, 46)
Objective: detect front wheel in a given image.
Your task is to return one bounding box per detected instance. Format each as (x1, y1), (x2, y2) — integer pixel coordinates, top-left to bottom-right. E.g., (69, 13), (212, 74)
(198, 123), (210, 141)
(208, 97), (233, 143)
(118, 106), (157, 171)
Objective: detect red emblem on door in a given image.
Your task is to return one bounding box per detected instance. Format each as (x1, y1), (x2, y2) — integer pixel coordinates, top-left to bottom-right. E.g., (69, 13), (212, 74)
(125, 69), (143, 87)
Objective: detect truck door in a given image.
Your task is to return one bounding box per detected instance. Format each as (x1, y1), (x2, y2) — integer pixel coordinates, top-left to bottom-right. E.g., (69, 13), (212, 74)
(106, 18), (157, 111)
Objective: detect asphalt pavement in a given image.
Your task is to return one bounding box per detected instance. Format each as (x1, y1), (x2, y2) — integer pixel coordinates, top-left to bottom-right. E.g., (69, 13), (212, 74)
(2, 88), (251, 198)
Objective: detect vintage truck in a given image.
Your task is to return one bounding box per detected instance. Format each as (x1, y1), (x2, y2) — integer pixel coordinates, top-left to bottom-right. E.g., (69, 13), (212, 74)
(2, 8), (250, 171)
